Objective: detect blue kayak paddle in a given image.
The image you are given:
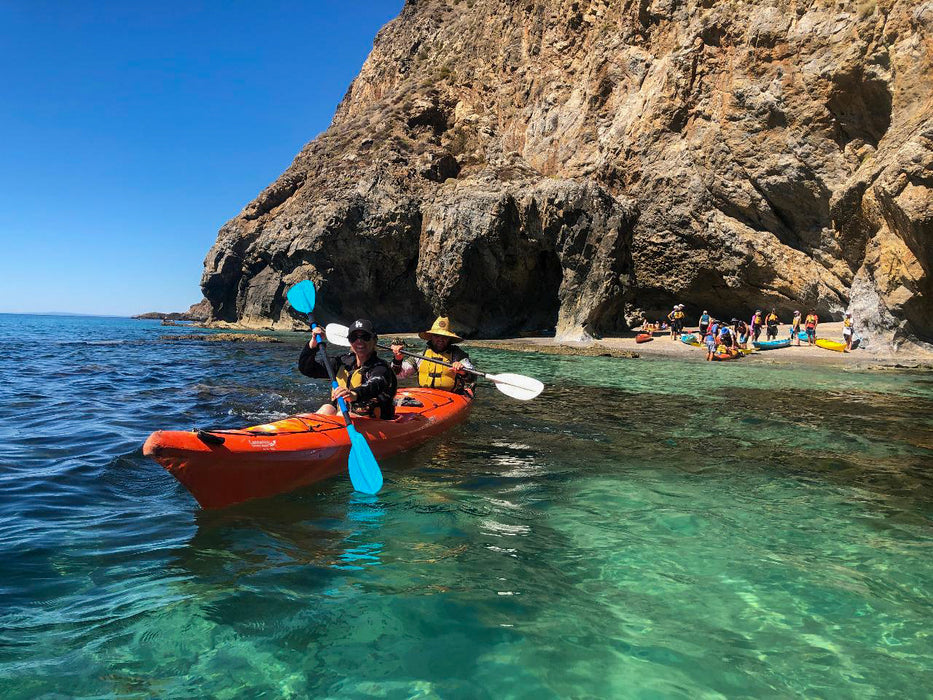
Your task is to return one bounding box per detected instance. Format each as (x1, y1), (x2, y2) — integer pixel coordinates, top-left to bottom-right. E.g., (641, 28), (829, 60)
(286, 281), (383, 495)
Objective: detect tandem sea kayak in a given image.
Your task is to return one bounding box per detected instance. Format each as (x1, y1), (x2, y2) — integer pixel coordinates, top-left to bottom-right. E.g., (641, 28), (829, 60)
(143, 388), (472, 509)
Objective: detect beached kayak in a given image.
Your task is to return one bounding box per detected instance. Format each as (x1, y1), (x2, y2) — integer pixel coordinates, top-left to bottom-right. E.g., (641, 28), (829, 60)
(752, 338), (791, 350)
(712, 351), (741, 361)
(143, 388), (472, 508)
(635, 333), (654, 343)
(680, 333), (703, 347)
(815, 338), (848, 352)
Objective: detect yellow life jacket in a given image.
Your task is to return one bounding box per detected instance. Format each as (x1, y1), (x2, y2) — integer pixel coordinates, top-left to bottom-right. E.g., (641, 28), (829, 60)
(844, 317), (852, 328)
(673, 311), (685, 320)
(335, 365), (364, 391)
(418, 347), (457, 391)
(335, 361), (387, 417)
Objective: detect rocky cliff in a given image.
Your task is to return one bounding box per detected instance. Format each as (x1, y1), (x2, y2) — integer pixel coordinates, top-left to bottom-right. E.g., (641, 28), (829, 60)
(201, 0), (932, 346)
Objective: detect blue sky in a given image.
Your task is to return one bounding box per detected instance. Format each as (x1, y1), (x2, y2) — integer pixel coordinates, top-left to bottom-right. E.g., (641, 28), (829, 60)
(0, 1), (404, 315)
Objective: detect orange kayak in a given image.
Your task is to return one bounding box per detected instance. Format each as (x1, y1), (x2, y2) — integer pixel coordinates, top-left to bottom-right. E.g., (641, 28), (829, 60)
(143, 388), (472, 509)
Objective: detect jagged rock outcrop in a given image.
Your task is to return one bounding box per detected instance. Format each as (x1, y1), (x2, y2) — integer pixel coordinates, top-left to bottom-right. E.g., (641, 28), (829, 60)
(179, 298), (211, 321)
(201, 0), (932, 345)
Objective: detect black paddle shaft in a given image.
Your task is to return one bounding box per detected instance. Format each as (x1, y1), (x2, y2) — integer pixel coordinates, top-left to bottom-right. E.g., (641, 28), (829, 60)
(376, 341), (489, 379)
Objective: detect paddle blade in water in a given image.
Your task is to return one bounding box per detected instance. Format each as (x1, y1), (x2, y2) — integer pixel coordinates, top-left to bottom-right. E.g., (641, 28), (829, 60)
(286, 281), (316, 314)
(486, 372), (544, 400)
(346, 424), (383, 494)
(325, 323), (351, 347)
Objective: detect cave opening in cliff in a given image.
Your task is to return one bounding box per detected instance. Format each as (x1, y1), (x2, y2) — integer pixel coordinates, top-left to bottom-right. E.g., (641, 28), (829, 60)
(523, 248), (563, 336)
(826, 70), (892, 149)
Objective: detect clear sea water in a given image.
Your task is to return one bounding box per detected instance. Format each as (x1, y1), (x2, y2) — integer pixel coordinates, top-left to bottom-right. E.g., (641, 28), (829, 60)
(1, 313), (931, 699)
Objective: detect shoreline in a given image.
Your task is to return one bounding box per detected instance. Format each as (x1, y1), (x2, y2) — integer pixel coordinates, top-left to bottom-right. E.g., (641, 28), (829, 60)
(465, 322), (933, 371)
(160, 320), (933, 371)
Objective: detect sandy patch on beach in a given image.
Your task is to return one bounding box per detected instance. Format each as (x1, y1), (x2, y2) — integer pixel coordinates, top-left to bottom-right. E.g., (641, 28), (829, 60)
(464, 322), (933, 370)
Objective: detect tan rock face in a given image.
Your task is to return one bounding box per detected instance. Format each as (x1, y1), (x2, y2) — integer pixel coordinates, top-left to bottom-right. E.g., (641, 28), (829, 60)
(201, 0), (932, 343)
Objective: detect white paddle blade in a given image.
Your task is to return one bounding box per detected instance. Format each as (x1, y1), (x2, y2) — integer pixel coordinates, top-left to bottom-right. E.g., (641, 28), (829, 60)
(486, 373), (544, 401)
(325, 323), (351, 346)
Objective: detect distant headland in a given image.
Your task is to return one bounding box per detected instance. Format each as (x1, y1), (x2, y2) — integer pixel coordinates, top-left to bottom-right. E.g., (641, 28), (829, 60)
(133, 298), (210, 322)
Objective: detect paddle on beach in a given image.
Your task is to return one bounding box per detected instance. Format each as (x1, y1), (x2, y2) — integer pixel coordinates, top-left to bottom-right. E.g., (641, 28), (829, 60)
(324, 322), (545, 401)
(286, 281), (383, 494)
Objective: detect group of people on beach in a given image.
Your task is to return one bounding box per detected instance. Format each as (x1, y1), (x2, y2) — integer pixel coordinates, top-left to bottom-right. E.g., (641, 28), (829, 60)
(642, 306), (858, 360)
(298, 316), (475, 419)
(301, 301), (860, 414)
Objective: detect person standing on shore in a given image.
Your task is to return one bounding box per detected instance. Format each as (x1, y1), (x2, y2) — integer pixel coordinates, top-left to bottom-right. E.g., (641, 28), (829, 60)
(765, 309), (780, 340)
(751, 310), (764, 342)
(698, 310), (710, 339)
(843, 312), (855, 350)
(791, 310), (802, 346)
(704, 319), (718, 361)
(805, 312), (819, 346)
(668, 305), (685, 339)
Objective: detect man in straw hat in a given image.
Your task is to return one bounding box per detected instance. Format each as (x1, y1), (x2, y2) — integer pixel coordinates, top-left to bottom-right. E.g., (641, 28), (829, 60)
(390, 316), (476, 398)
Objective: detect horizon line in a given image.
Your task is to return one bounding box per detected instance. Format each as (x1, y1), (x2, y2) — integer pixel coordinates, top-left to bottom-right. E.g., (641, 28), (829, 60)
(0, 311), (138, 318)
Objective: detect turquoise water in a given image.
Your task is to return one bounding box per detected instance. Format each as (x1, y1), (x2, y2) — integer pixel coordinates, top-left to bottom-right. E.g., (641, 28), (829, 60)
(1, 314), (931, 697)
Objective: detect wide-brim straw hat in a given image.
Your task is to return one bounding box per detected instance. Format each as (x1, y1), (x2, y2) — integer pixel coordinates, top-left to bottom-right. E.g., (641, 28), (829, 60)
(419, 316), (463, 342)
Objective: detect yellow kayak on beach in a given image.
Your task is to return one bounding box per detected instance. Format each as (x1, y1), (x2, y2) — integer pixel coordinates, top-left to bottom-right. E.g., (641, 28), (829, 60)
(815, 338), (848, 352)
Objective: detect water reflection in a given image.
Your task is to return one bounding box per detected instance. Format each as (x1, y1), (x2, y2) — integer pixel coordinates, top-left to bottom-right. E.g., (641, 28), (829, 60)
(336, 493), (385, 571)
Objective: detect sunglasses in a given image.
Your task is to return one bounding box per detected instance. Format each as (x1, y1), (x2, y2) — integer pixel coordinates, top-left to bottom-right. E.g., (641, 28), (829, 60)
(348, 332), (373, 342)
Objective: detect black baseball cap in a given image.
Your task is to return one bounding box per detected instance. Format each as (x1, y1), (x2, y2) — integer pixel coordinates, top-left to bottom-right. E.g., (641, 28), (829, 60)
(349, 319), (375, 335)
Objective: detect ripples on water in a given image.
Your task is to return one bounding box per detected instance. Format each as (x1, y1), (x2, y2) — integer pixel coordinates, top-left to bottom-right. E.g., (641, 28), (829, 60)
(0, 314), (930, 698)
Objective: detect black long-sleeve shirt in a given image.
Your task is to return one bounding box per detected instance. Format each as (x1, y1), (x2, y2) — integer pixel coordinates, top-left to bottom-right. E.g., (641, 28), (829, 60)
(298, 344), (397, 419)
